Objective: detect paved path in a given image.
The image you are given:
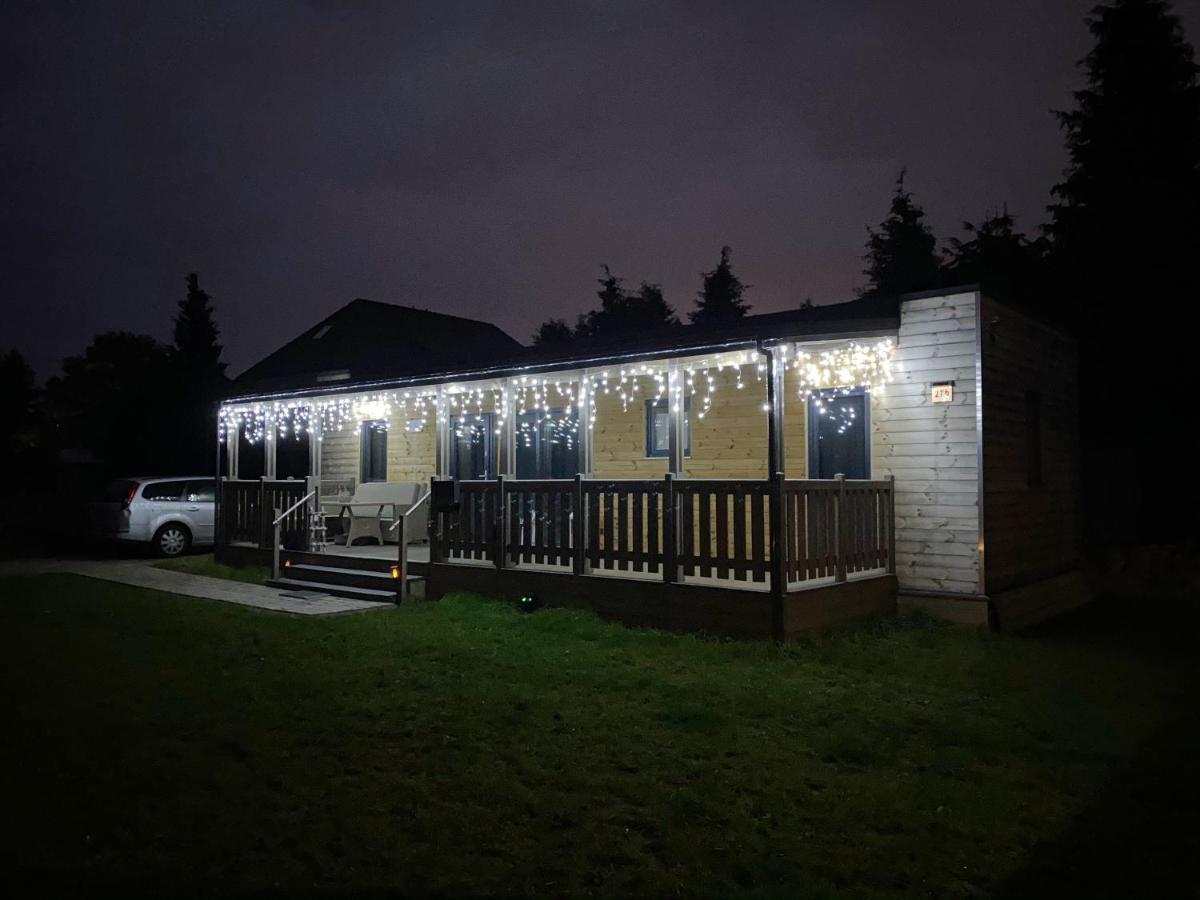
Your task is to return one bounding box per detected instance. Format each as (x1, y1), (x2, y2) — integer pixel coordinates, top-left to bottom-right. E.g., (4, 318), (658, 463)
(0, 558), (393, 617)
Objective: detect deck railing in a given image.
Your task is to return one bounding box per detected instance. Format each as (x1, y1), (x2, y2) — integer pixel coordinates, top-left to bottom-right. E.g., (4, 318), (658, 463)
(218, 478), (310, 549)
(429, 473), (894, 591)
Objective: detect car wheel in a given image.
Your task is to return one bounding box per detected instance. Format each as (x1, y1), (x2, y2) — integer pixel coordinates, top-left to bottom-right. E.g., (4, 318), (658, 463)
(154, 523), (191, 558)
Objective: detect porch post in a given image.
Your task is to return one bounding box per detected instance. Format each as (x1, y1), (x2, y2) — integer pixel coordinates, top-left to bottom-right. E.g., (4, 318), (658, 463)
(577, 370), (593, 476)
(765, 345), (786, 478)
(264, 412), (277, 480)
(308, 408), (322, 480)
(435, 386), (450, 478)
(667, 360), (685, 476)
(227, 420), (240, 480)
(498, 378), (516, 477)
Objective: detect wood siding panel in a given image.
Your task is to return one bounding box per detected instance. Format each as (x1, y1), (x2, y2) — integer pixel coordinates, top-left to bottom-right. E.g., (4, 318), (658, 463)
(979, 296), (1079, 592)
(872, 292), (982, 596)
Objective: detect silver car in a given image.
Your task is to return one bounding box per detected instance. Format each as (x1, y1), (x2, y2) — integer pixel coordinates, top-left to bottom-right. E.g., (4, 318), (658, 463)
(91, 477), (216, 557)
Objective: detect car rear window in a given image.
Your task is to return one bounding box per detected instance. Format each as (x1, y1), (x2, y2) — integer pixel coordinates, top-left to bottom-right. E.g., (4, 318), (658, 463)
(142, 481), (186, 501)
(100, 479), (138, 503)
(186, 480), (215, 502)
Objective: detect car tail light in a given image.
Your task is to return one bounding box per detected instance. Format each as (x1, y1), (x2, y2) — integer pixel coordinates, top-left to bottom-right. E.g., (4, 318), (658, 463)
(123, 483), (138, 508)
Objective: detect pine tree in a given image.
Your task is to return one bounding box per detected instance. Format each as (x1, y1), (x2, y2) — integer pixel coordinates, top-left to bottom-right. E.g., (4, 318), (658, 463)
(858, 170), (942, 298)
(690, 246), (750, 325)
(943, 208), (1047, 306)
(1047, 0), (1200, 540)
(174, 273), (226, 376)
(576, 267), (679, 340)
(1047, 0), (1200, 318)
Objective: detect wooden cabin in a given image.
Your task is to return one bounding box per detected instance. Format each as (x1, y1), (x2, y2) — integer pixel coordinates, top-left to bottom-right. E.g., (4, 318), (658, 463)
(214, 287), (1083, 636)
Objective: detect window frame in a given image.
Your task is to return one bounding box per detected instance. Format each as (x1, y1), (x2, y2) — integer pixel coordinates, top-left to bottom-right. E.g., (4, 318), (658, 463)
(360, 419), (388, 483)
(644, 397), (691, 459)
(806, 387), (871, 480)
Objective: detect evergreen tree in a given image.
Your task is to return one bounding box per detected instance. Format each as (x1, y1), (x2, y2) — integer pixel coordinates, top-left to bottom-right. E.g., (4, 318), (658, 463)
(690, 246), (750, 325)
(1047, 0), (1200, 322)
(1045, 0), (1200, 539)
(577, 266), (680, 340)
(943, 209), (1048, 305)
(858, 170), (942, 298)
(531, 318), (574, 347)
(174, 273), (225, 376)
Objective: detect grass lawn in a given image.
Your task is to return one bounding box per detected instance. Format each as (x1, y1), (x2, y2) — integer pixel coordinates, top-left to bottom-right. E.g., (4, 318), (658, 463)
(155, 552), (270, 584)
(2, 571), (1197, 897)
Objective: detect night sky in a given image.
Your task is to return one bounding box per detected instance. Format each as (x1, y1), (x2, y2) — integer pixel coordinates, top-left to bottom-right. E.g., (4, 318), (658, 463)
(5, 0), (1199, 379)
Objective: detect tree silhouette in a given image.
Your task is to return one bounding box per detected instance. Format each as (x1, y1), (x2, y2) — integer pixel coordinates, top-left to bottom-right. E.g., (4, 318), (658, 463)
(943, 209), (1048, 306)
(690, 246), (750, 325)
(1047, 0), (1200, 318)
(859, 170), (942, 298)
(45, 332), (176, 471)
(531, 318), (573, 347)
(575, 266), (680, 340)
(174, 273), (225, 378)
(0, 349), (38, 463)
(1046, 0), (1200, 539)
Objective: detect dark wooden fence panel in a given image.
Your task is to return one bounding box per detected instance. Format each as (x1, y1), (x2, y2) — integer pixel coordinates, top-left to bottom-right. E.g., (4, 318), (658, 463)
(783, 479), (893, 585)
(582, 480), (665, 576)
(674, 480), (770, 585)
(507, 480), (575, 569)
(437, 480), (498, 563)
(219, 478), (307, 548)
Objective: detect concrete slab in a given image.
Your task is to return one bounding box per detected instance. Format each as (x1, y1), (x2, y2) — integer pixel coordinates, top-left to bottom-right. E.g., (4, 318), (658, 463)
(0, 558), (393, 617)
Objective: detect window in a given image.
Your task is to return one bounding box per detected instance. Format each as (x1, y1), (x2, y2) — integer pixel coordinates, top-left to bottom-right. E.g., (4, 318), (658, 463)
(1025, 391), (1043, 488)
(645, 398), (691, 458)
(450, 413), (495, 480)
(360, 420), (388, 483)
(185, 480), (215, 503)
(142, 481), (186, 502)
(516, 409), (580, 478)
(807, 388), (870, 480)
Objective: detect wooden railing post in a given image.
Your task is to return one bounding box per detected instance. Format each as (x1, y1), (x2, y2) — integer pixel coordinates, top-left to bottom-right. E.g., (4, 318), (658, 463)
(663, 472), (680, 583)
(769, 471), (787, 628)
(271, 509), (281, 580)
(495, 475), (507, 571)
(572, 474), (586, 576)
(834, 473), (847, 583)
(886, 474), (897, 575)
(259, 477), (269, 549)
(428, 476), (443, 564)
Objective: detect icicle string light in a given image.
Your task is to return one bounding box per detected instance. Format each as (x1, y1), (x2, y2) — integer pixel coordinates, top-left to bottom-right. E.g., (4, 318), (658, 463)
(217, 340), (895, 445)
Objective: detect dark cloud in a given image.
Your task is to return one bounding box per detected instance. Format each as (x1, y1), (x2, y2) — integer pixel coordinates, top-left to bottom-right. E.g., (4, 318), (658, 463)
(3, 0), (1198, 377)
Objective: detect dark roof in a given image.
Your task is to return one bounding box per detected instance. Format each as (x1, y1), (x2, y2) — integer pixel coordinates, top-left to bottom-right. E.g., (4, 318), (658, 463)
(513, 293), (901, 369)
(228, 293), (903, 401)
(231, 299), (525, 395)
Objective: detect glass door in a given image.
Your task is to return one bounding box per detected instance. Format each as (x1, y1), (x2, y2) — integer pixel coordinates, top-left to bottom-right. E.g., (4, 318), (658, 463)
(807, 389), (869, 479)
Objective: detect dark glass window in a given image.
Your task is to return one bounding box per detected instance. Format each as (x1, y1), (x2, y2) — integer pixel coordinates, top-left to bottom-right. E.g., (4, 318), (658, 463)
(276, 430), (310, 480)
(1025, 391), (1043, 488)
(516, 409), (580, 478)
(360, 420), (388, 483)
(645, 398), (691, 458)
(450, 413), (495, 480)
(142, 480), (186, 501)
(185, 480), (215, 503)
(807, 389), (869, 480)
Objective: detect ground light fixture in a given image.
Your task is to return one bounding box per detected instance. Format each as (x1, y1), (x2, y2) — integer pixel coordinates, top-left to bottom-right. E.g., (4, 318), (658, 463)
(518, 594), (541, 613)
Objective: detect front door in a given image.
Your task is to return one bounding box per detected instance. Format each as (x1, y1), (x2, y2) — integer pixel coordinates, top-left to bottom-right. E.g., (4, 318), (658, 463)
(808, 389), (870, 480)
(450, 413), (495, 480)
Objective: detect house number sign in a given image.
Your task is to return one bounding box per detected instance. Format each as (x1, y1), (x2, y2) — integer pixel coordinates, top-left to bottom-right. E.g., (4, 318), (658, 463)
(930, 382), (954, 404)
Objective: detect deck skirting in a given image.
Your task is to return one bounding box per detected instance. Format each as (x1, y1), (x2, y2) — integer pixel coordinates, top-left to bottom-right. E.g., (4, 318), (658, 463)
(427, 562), (896, 639)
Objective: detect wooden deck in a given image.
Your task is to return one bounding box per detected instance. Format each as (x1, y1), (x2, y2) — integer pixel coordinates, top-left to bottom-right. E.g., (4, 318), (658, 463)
(216, 474), (897, 638)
